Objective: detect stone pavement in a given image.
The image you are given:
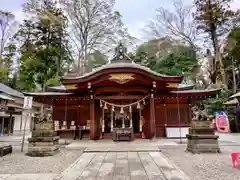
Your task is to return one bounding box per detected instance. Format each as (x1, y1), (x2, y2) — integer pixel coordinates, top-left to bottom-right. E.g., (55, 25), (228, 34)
(0, 134), (31, 142)
(0, 173), (57, 180)
(66, 138), (178, 152)
(3, 134), (240, 180)
(54, 152), (190, 180)
(217, 132), (240, 144)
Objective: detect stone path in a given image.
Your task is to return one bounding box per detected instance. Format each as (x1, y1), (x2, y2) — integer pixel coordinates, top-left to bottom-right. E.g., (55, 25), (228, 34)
(66, 138), (179, 153)
(0, 173), (57, 180)
(54, 152), (189, 180)
(66, 138), (178, 152)
(84, 146), (160, 152)
(2, 134), (240, 180)
(217, 132), (240, 144)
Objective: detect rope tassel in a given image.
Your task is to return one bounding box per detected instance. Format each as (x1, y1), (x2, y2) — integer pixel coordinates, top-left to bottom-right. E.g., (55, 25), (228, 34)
(100, 95), (149, 112)
(137, 102), (140, 109)
(120, 107), (124, 114)
(129, 106), (132, 112)
(143, 99), (145, 105)
(104, 103), (108, 110)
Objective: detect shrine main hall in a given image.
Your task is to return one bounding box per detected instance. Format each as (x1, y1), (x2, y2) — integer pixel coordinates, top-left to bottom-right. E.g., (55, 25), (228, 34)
(25, 43), (218, 140)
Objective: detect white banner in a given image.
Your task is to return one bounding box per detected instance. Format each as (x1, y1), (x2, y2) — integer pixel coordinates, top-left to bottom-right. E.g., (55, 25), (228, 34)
(23, 96), (33, 109)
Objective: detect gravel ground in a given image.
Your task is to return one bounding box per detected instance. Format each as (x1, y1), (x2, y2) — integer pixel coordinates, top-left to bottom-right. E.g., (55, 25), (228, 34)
(161, 145), (240, 180)
(0, 148), (83, 174)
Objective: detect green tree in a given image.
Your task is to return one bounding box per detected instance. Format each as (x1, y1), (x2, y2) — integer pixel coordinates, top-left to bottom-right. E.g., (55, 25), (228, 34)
(223, 28), (240, 92)
(0, 43), (17, 85)
(225, 28), (240, 65)
(133, 38), (181, 68)
(16, 0), (71, 91)
(194, 0), (235, 85)
(153, 45), (198, 76)
(131, 38), (198, 79)
(204, 88), (231, 115)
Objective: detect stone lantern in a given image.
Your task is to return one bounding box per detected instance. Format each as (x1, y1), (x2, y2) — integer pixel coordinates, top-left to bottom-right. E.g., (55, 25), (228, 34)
(186, 106), (220, 153)
(27, 105), (59, 156)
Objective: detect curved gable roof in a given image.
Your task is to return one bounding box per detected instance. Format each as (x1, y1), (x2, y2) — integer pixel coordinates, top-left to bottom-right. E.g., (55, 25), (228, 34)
(63, 62), (181, 80)
(0, 83), (24, 98)
(63, 42), (183, 83)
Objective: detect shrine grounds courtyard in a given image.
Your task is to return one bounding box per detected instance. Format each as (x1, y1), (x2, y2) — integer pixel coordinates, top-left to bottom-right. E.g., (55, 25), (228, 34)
(0, 133), (240, 180)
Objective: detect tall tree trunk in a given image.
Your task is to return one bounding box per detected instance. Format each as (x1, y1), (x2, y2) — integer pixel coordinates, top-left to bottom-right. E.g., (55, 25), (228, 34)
(210, 25), (226, 86)
(232, 57), (237, 93)
(84, 46), (88, 74)
(0, 26), (6, 60)
(215, 49), (226, 85)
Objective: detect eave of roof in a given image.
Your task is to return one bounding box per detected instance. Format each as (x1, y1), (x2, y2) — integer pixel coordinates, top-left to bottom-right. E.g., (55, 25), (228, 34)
(230, 92), (240, 99)
(48, 85), (66, 92)
(169, 89), (220, 96)
(0, 83), (24, 98)
(23, 92), (73, 96)
(224, 98), (238, 105)
(48, 83), (194, 92)
(0, 93), (15, 101)
(177, 84), (194, 90)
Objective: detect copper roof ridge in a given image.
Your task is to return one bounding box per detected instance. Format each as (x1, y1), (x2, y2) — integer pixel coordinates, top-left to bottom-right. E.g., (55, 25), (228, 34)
(63, 62), (182, 80)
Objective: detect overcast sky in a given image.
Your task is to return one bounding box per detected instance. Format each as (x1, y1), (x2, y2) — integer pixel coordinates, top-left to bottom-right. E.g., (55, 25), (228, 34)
(1, 0), (240, 40)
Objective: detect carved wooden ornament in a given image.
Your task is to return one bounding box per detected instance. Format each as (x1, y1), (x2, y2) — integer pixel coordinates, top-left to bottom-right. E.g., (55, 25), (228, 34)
(109, 73), (135, 84)
(64, 84), (78, 90)
(166, 83), (179, 88)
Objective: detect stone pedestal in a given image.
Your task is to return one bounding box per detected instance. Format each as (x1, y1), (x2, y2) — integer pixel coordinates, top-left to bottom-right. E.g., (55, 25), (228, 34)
(0, 145), (12, 157)
(27, 122), (60, 157)
(186, 121), (220, 153)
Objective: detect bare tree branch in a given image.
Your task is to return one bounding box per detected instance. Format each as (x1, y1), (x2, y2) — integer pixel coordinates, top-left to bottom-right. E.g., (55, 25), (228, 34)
(59, 0), (134, 74)
(145, 0), (198, 49)
(0, 11), (17, 59)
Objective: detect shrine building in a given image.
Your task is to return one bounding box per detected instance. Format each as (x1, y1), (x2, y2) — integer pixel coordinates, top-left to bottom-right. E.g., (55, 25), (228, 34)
(24, 43), (219, 140)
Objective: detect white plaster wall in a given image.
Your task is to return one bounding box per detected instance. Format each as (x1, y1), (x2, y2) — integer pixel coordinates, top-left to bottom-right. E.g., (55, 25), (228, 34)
(13, 115), (22, 132)
(166, 127), (189, 138)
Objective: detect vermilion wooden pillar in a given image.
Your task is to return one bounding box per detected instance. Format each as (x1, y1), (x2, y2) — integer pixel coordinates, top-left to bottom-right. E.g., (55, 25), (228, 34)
(89, 99), (96, 140)
(150, 93), (156, 139)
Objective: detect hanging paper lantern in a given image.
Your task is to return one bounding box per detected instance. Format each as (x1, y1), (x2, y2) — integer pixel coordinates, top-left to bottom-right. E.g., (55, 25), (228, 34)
(143, 99), (145, 105)
(104, 102), (108, 110)
(137, 102), (140, 109)
(112, 106), (115, 112)
(120, 106), (124, 114)
(129, 106), (132, 112)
